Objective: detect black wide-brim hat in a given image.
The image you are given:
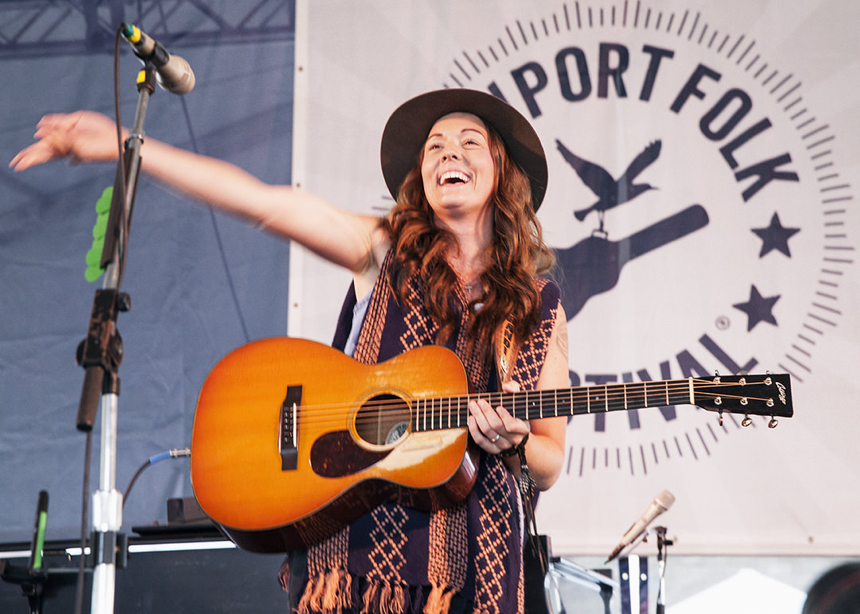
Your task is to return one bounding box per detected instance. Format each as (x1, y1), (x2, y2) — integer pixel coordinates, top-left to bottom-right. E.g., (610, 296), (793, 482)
(380, 88), (548, 211)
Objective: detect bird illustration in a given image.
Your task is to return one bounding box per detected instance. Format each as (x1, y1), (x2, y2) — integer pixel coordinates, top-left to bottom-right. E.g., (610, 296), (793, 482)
(557, 139), (662, 229)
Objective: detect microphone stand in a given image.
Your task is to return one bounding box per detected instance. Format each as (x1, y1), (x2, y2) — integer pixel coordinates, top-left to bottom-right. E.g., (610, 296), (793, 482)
(654, 527), (672, 614)
(76, 63), (156, 614)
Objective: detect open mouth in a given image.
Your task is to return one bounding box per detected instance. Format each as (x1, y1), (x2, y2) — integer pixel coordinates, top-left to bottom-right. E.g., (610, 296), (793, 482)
(438, 170), (470, 186)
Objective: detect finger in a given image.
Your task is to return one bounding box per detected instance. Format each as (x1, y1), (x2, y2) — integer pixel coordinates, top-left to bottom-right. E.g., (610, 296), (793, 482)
(37, 112), (80, 130)
(9, 143), (55, 172)
(472, 398), (507, 432)
(501, 379), (521, 393)
(469, 401), (505, 444)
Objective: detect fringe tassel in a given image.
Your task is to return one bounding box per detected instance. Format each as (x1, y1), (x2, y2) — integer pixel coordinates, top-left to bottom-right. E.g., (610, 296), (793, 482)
(296, 575), (318, 614)
(379, 583), (392, 613)
(423, 580), (453, 614)
(278, 557), (291, 592)
(297, 569), (354, 614)
(360, 580), (408, 614)
(322, 569), (353, 612)
(392, 583), (406, 614)
(360, 580), (379, 614)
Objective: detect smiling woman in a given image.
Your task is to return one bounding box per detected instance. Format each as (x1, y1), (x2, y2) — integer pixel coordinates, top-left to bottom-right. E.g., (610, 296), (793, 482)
(421, 112), (496, 218)
(12, 87), (569, 614)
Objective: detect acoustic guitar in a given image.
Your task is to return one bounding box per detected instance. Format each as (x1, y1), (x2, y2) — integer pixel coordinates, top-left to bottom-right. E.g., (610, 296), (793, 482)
(190, 337), (793, 553)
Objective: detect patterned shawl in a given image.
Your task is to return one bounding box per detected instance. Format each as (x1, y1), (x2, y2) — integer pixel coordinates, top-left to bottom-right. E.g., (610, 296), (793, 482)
(288, 253), (560, 614)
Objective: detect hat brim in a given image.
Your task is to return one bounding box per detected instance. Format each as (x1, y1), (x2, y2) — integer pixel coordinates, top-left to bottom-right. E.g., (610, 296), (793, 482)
(380, 89), (547, 211)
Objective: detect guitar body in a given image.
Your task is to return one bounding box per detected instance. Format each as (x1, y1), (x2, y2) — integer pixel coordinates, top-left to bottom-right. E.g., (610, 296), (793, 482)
(191, 337), (478, 552)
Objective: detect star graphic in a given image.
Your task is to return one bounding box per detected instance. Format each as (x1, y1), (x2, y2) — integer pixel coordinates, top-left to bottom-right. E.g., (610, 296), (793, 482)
(751, 212), (800, 258)
(733, 285), (780, 332)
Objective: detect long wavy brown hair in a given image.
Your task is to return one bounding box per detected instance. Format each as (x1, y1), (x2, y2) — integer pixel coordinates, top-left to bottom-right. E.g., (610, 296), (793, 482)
(384, 119), (555, 362)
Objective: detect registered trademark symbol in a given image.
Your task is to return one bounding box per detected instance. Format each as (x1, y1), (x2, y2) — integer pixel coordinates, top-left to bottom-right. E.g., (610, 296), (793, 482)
(716, 316), (731, 330)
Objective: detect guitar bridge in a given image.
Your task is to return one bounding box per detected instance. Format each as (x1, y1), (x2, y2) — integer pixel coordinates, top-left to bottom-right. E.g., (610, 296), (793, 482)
(279, 385), (302, 471)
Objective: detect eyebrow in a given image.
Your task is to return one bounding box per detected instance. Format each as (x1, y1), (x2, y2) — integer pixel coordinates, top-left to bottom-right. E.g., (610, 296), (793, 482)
(425, 127), (487, 142)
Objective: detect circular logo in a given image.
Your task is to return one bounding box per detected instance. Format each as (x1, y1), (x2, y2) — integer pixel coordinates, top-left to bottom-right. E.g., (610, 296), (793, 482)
(442, 2), (854, 477)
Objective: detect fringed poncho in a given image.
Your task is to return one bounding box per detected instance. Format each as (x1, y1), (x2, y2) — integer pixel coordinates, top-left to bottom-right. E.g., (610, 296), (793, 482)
(282, 254), (560, 614)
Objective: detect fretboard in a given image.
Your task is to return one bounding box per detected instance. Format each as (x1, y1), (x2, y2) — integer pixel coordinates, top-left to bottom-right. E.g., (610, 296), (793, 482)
(410, 379), (695, 433)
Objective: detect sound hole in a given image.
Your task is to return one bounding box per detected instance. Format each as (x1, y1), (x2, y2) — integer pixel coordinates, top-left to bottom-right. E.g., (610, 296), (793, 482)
(355, 394), (411, 446)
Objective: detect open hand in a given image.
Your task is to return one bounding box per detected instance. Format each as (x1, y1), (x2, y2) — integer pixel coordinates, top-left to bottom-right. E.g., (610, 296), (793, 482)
(10, 111), (121, 172)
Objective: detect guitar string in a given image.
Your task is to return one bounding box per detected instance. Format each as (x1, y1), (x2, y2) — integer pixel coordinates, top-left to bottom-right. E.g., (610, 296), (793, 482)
(269, 379), (776, 416)
(275, 379), (775, 413)
(280, 385), (777, 418)
(265, 381), (784, 430)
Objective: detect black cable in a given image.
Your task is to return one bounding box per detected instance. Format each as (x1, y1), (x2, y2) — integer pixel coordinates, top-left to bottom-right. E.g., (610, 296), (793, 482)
(122, 448), (191, 508)
(112, 25), (129, 289)
(74, 430), (93, 614)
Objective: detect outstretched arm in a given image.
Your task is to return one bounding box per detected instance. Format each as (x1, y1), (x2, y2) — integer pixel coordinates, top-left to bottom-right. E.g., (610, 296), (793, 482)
(10, 111), (389, 277)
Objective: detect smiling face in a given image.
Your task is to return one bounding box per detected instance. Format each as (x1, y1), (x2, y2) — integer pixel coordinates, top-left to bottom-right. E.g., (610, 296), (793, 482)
(420, 112), (497, 222)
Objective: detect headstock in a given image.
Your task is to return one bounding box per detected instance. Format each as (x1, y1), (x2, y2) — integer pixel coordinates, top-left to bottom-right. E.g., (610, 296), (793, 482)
(694, 373), (793, 428)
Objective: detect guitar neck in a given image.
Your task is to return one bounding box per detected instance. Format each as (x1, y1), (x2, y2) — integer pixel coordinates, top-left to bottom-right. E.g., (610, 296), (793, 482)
(410, 373), (792, 432)
(411, 379), (695, 432)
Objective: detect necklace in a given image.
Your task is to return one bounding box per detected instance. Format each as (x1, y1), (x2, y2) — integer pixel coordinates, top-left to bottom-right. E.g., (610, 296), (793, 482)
(451, 254), (486, 298)
(457, 272), (482, 297)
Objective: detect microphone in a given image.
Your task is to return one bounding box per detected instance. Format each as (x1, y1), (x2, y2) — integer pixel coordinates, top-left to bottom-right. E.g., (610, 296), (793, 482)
(605, 489), (675, 563)
(120, 23), (196, 94)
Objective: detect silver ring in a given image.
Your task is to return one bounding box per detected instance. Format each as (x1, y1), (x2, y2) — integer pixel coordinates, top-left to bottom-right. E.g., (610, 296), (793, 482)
(491, 433), (501, 443)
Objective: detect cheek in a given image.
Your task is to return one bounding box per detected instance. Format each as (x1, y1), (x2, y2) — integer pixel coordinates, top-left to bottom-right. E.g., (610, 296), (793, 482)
(420, 161), (435, 189)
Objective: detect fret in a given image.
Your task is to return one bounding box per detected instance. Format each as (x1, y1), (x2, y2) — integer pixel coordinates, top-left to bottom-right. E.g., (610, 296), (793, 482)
(643, 381), (648, 407)
(604, 385), (609, 412)
(623, 383), (628, 410)
(664, 380), (670, 406)
(423, 398), (427, 431)
(554, 389), (558, 417)
(447, 396), (452, 429)
(586, 387), (591, 413)
(666, 379), (691, 406)
(626, 383), (645, 410)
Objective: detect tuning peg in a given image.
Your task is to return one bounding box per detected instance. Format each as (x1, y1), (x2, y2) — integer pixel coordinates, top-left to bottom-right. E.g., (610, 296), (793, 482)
(741, 415), (752, 427)
(768, 417), (779, 429)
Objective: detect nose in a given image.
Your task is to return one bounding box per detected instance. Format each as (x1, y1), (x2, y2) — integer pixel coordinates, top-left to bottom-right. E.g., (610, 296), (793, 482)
(441, 144), (461, 162)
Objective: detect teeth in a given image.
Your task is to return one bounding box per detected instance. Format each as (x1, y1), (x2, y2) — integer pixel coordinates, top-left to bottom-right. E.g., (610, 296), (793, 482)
(439, 170), (469, 185)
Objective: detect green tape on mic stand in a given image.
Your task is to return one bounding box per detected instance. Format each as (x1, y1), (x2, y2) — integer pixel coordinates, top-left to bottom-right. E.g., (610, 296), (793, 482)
(85, 186), (113, 282)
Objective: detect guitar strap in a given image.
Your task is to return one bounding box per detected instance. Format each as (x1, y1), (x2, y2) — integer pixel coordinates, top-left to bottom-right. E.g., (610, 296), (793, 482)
(494, 319), (549, 581)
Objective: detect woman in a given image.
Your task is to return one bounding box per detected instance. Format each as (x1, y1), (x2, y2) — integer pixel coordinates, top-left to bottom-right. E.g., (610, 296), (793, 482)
(12, 88), (568, 613)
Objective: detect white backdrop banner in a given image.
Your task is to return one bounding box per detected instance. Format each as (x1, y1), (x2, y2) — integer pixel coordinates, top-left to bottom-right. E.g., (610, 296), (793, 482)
(292, 0), (859, 556)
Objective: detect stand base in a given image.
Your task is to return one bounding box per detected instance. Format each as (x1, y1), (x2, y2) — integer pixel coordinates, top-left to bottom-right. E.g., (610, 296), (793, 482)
(0, 560), (47, 614)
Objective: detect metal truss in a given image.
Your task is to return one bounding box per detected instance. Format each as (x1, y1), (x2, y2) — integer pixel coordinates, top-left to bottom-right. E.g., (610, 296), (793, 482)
(0, 0), (295, 59)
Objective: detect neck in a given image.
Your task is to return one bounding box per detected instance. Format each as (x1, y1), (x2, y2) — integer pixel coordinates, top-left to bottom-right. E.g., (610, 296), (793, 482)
(437, 206), (494, 275)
